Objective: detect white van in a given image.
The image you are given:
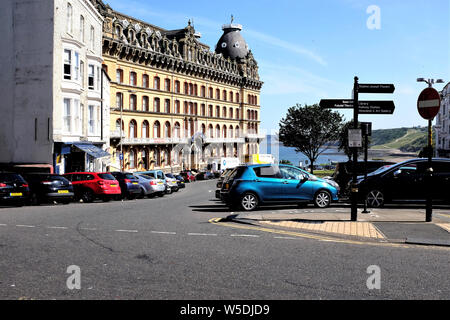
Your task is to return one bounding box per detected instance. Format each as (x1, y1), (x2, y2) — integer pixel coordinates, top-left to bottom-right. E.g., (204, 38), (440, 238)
(207, 157), (241, 173)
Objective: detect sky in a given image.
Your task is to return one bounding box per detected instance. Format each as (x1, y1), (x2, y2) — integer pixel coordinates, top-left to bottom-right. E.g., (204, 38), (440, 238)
(104, 0), (450, 132)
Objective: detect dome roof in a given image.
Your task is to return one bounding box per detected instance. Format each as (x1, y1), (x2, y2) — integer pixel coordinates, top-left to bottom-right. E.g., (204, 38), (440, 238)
(215, 24), (249, 60)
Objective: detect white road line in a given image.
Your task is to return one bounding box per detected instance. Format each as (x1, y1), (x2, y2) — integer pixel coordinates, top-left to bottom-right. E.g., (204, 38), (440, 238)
(16, 225), (35, 228)
(273, 236), (298, 240)
(115, 229), (138, 233)
(80, 227), (97, 231)
(230, 234), (260, 238)
(187, 233), (217, 236)
(0, 224), (7, 226)
(151, 231), (176, 235)
(47, 226), (68, 230)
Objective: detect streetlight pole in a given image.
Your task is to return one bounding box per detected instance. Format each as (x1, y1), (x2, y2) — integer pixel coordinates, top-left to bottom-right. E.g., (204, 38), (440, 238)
(416, 78), (444, 222)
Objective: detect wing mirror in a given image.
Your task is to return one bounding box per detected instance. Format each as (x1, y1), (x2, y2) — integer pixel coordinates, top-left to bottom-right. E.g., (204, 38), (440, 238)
(393, 170), (402, 177)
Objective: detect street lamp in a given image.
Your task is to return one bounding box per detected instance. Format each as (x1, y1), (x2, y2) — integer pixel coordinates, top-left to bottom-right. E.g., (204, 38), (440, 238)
(417, 78), (445, 88)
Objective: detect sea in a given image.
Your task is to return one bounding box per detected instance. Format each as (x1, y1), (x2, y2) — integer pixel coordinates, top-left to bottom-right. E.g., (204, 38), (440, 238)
(259, 135), (349, 167)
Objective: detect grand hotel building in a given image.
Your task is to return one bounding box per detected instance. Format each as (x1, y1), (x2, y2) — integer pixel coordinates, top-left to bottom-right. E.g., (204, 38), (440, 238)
(93, 0), (264, 172)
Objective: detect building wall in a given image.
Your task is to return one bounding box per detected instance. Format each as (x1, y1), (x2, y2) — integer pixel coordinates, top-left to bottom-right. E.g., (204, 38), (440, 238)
(436, 82), (450, 157)
(0, 0), (55, 164)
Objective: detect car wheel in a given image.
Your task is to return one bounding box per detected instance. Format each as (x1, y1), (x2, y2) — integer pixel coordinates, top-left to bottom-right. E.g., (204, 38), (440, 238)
(158, 192), (165, 197)
(240, 192), (259, 211)
(314, 190), (331, 208)
(137, 188), (145, 199)
(366, 190), (385, 208)
(81, 189), (94, 203)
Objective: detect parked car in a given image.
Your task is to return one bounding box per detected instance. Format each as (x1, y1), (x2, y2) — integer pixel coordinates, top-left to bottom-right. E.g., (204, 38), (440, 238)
(0, 172), (30, 206)
(195, 171), (214, 181)
(166, 173), (185, 189)
(328, 160), (395, 193)
(137, 170), (177, 194)
(216, 168), (235, 199)
(63, 172), (121, 203)
(220, 164), (339, 211)
(110, 172), (142, 200)
(180, 171), (196, 183)
(133, 174), (165, 198)
(22, 173), (74, 205)
(350, 158), (450, 208)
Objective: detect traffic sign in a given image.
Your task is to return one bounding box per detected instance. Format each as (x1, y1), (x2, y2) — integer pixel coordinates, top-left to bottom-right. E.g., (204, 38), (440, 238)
(320, 99), (395, 114)
(348, 129), (362, 147)
(417, 87), (441, 120)
(358, 83), (395, 94)
(361, 122), (372, 136)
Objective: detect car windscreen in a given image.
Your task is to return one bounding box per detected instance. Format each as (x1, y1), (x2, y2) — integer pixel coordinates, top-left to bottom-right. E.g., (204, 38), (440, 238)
(227, 166), (247, 181)
(0, 173), (26, 182)
(98, 173), (116, 180)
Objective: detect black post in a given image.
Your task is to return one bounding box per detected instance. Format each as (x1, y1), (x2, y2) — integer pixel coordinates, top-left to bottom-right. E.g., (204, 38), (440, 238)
(362, 132), (370, 214)
(351, 77), (359, 221)
(426, 119), (433, 222)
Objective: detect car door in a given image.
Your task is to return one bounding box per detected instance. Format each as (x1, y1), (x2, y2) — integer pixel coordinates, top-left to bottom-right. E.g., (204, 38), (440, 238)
(279, 166), (312, 201)
(383, 164), (420, 201)
(429, 161), (450, 202)
(252, 165), (283, 201)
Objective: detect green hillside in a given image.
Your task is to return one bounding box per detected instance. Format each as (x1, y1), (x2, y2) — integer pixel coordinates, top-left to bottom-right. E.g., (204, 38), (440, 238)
(371, 127), (432, 152)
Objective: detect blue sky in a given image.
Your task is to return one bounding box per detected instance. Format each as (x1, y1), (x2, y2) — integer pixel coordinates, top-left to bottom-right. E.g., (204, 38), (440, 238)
(104, 0), (450, 132)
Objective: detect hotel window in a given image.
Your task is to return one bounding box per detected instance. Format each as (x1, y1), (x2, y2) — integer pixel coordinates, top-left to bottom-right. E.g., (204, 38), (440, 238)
(88, 105), (96, 135)
(194, 84), (198, 96)
(74, 52), (79, 81)
(80, 61), (84, 85)
(189, 83), (193, 96)
(63, 99), (71, 133)
(222, 90), (227, 101)
(236, 93), (240, 103)
(175, 80), (180, 93)
(129, 150), (136, 169)
(89, 26), (95, 51)
(129, 120), (137, 138)
(175, 100), (180, 113)
(208, 105), (213, 117)
(116, 92), (123, 109)
(216, 89), (220, 99)
(142, 96), (149, 111)
(235, 126), (240, 137)
(88, 65), (94, 90)
(142, 121), (149, 138)
(153, 121), (160, 138)
(96, 66), (100, 91)
(216, 106), (220, 117)
(184, 102), (188, 114)
(229, 92), (233, 102)
(229, 126), (234, 138)
(216, 125), (220, 138)
(165, 122), (171, 138)
(130, 72), (137, 86)
(143, 75), (149, 88)
(229, 108), (233, 119)
(63, 50), (72, 80)
(129, 94), (137, 111)
(165, 99), (170, 113)
(116, 69), (123, 83)
(154, 98), (160, 112)
(201, 86), (206, 97)
(73, 100), (80, 134)
(208, 124), (213, 138)
(165, 79), (171, 91)
(201, 104), (206, 116)
(208, 87), (213, 98)
(80, 16), (85, 42)
(154, 77), (160, 90)
(174, 122), (181, 138)
(66, 3), (73, 34)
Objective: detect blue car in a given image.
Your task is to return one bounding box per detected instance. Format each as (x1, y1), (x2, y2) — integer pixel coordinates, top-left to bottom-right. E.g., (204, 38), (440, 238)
(110, 172), (142, 200)
(220, 164), (340, 211)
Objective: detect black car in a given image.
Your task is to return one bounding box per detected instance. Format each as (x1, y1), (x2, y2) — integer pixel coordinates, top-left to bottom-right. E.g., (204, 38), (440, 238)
(330, 160), (395, 194)
(0, 172), (30, 206)
(352, 158), (450, 207)
(110, 172), (142, 200)
(22, 173), (74, 205)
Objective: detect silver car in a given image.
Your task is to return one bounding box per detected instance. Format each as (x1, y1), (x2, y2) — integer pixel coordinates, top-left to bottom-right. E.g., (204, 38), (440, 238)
(134, 174), (165, 198)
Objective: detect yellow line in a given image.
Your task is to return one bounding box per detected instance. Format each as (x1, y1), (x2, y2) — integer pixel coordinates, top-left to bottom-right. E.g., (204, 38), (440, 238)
(208, 218), (450, 251)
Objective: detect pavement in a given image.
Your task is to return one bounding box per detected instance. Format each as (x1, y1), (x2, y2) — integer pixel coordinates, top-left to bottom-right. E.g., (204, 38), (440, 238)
(227, 205), (450, 247)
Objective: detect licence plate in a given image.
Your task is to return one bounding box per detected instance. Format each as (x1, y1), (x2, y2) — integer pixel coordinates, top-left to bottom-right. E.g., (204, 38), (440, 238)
(58, 190), (69, 194)
(10, 193), (22, 197)
(225, 184), (229, 189)
(158, 182), (163, 185)
(132, 182), (138, 185)
(111, 184), (117, 187)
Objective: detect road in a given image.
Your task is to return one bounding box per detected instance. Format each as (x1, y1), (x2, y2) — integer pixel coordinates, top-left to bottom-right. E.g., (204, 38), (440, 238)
(0, 180), (449, 300)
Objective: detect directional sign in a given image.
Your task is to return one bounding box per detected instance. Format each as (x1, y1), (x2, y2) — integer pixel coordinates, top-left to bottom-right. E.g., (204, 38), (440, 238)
(417, 87), (441, 120)
(348, 129), (362, 147)
(320, 99), (395, 114)
(358, 83), (395, 94)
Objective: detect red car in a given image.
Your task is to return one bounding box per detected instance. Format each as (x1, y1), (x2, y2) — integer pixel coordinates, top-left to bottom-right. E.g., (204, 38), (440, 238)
(63, 172), (121, 203)
(180, 171), (196, 183)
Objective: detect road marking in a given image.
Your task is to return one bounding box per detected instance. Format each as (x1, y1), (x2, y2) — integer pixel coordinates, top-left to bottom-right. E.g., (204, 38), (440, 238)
(188, 233), (217, 236)
(151, 231), (176, 235)
(230, 234), (260, 238)
(115, 229), (138, 233)
(0, 224), (7, 226)
(46, 226), (68, 230)
(273, 236), (298, 240)
(16, 225), (35, 228)
(80, 227), (97, 231)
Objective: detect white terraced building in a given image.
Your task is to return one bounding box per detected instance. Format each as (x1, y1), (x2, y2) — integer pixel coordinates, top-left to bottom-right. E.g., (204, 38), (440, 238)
(435, 82), (450, 158)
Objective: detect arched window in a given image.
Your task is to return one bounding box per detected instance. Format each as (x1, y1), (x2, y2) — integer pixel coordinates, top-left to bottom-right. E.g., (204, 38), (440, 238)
(142, 96), (149, 112)
(175, 100), (180, 114)
(255, 110), (258, 120)
(164, 78), (171, 91)
(164, 99), (170, 113)
(142, 75), (149, 88)
(194, 84), (198, 96)
(184, 82), (188, 94)
(184, 102), (188, 114)
(142, 120), (149, 138)
(116, 69), (123, 83)
(216, 125), (221, 138)
(247, 110), (251, 120)
(223, 107), (227, 118)
(130, 72), (137, 86)
(201, 104), (206, 116)
(116, 92), (123, 108)
(174, 122), (181, 138)
(222, 125), (227, 138)
(129, 149), (136, 169)
(153, 121), (160, 138)
(236, 93), (240, 103)
(155, 149), (161, 166)
(201, 123), (206, 135)
(216, 106), (220, 117)
(201, 86), (206, 97)
(154, 76), (160, 90)
(222, 90), (227, 101)
(154, 98), (160, 112)
(175, 80), (180, 93)
(189, 83), (193, 95)
(229, 107), (233, 119)
(229, 92), (233, 102)
(164, 122), (171, 138)
(115, 119), (123, 132)
(129, 120), (137, 138)
(229, 125), (234, 138)
(66, 3), (73, 34)
(208, 105), (213, 117)
(209, 87), (213, 98)
(194, 103), (198, 115)
(216, 89), (220, 99)
(208, 124), (214, 138)
(235, 126), (240, 137)
(129, 94), (137, 111)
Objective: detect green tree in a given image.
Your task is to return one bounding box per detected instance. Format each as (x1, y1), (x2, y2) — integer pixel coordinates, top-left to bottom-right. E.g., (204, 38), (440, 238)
(338, 121), (371, 161)
(279, 103), (343, 174)
(280, 159), (293, 165)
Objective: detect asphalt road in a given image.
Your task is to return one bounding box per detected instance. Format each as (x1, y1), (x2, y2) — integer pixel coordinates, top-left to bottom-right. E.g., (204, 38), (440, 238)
(0, 180), (449, 300)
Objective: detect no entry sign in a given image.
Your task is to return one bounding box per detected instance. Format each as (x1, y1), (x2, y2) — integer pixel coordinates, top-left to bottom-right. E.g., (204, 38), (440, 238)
(417, 87), (441, 120)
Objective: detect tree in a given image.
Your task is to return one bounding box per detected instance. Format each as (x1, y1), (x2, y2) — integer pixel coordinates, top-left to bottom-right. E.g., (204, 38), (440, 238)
(280, 159), (293, 165)
(279, 103), (343, 174)
(338, 121), (371, 161)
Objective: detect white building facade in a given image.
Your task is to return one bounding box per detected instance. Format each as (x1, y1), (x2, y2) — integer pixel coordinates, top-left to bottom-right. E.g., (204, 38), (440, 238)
(435, 82), (450, 158)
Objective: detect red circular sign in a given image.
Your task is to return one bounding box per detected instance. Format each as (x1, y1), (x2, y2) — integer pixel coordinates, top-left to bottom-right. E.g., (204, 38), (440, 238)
(417, 87), (441, 120)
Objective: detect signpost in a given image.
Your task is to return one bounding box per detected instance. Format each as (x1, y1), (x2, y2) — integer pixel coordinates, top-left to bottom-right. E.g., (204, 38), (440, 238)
(361, 122), (372, 214)
(320, 78), (395, 221)
(417, 87), (441, 222)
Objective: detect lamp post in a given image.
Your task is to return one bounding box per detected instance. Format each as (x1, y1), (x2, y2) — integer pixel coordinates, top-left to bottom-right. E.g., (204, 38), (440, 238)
(416, 78), (444, 222)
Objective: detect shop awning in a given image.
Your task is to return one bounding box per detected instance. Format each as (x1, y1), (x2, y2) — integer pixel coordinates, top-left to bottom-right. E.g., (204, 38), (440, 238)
(72, 143), (110, 159)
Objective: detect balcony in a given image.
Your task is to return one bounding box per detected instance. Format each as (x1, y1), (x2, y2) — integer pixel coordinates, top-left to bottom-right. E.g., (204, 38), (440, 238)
(204, 137), (245, 144)
(120, 137), (189, 145)
(244, 133), (266, 140)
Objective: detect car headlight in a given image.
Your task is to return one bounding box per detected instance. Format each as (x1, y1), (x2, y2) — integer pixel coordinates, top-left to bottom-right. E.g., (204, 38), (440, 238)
(325, 179), (339, 190)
